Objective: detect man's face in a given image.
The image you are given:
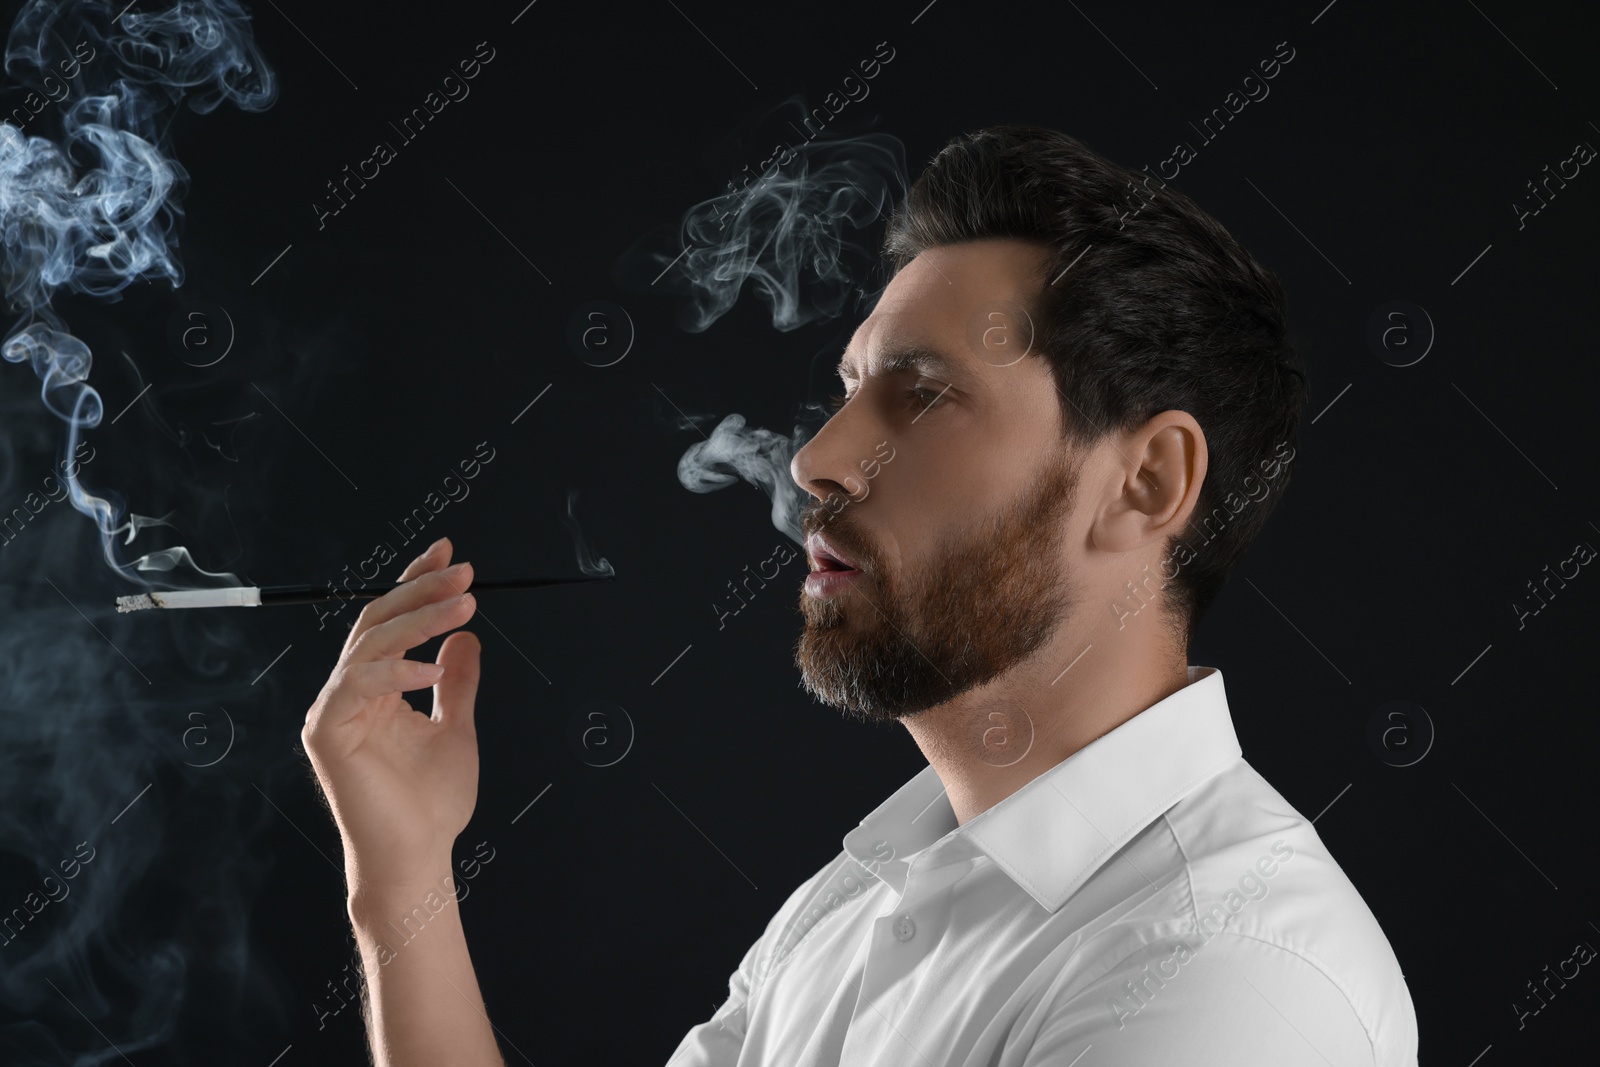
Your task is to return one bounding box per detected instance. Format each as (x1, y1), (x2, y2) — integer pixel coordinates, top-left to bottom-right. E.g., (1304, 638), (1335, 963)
(790, 238), (1083, 723)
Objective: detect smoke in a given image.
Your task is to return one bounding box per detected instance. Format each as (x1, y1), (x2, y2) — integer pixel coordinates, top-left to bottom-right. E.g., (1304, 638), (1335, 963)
(0, 2), (281, 1063)
(563, 490), (614, 577)
(624, 130), (903, 335)
(1, 0), (276, 589)
(675, 412), (816, 546)
(632, 127), (906, 542)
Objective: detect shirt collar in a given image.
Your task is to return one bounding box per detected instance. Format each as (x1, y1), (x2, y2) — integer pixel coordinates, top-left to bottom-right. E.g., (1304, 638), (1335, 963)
(842, 665), (1242, 912)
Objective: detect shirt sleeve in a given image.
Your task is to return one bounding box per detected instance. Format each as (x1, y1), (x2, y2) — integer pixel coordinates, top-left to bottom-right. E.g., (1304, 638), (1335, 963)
(661, 932), (760, 1067)
(661, 858), (840, 1067)
(1021, 931), (1383, 1066)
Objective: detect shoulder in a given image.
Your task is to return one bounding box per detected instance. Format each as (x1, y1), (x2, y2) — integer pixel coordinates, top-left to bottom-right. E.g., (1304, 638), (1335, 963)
(742, 849), (863, 992)
(1025, 758), (1417, 1065)
(1035, 927), (1391, 1065)
(1150, 759), (1419, 1062)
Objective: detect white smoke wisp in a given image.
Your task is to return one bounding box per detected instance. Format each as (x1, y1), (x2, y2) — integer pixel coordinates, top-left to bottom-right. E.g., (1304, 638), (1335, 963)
(675, 410), (825, 547)
(630, 130), (906, 544)
(1, 0), (276, 591)
(629, 131), (906, 335)
(563, 490), (615, 577)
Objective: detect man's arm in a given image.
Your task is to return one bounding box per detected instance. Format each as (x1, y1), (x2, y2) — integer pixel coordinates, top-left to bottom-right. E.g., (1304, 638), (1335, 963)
(301, 536), (504, 1066)
(349, 864), (504, 1067)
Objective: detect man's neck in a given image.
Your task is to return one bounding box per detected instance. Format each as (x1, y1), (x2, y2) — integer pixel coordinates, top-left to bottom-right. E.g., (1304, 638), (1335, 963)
(901, 618), (1191, 827)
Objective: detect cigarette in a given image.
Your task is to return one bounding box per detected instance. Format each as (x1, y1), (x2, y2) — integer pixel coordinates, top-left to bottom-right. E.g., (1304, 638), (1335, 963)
(114, 574), (614, 613)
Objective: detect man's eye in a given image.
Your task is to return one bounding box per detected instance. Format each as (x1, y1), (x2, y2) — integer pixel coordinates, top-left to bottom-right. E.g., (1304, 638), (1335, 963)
(908, 384), (948, 411)
(827, 384), (947, 414)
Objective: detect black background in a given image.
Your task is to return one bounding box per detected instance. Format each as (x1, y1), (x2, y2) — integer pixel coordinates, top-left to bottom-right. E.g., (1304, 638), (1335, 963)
(1, 0), (1597, 1063)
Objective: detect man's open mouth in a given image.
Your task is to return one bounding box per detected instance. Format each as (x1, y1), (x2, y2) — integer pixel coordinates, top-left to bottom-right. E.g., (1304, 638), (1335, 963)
(807, 533), (861, 573)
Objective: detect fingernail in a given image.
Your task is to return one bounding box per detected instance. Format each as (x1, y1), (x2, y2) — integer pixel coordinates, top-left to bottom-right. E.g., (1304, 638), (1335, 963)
(418, 662), (446, 677)
(413, 537), (446, 564)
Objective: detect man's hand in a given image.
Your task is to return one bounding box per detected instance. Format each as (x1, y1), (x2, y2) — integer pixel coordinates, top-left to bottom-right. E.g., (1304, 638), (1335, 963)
(301, 535), (481, 909)
(301, 536), (505, 1067)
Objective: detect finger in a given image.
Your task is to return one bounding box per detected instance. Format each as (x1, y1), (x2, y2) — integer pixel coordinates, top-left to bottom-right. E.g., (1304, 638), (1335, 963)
(305, 658), (447, 734)
(349, 587), (477, 663)
(341, 539), (452, 657)
(432, 630), (481, 729)
(397, 536), (451, 583)
(344, 559), (472, 659)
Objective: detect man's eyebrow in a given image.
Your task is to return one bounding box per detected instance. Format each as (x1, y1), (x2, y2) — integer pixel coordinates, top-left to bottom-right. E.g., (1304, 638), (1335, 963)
(834, 344), (971, 383)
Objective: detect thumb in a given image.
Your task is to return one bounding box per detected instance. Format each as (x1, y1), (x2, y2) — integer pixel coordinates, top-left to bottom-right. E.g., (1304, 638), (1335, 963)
(433, 630), (481, 730)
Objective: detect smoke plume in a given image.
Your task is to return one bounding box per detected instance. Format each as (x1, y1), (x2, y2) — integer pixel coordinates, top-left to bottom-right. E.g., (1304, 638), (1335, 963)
(1, 0), (275, 588)
(0, 3), (279, 1063)
(628, 127), (906, 542)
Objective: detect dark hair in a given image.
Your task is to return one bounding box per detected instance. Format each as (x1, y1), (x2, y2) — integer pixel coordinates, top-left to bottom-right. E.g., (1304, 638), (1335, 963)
(880, 124), (1310, 649)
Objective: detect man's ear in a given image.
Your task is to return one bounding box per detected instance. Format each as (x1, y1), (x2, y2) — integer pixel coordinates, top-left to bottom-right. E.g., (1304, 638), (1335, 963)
(1089, 411), (1207, 555)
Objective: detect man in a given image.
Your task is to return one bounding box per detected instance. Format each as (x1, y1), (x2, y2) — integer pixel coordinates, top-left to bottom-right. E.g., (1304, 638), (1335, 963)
(302, 125), (1419, 1065)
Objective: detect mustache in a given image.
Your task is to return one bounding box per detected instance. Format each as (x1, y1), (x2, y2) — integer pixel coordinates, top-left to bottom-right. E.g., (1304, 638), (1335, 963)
(800, 505), (874, 570)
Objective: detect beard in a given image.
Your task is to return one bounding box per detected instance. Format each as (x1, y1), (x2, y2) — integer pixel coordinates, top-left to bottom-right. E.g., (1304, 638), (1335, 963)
(793, 446), (1082, 724)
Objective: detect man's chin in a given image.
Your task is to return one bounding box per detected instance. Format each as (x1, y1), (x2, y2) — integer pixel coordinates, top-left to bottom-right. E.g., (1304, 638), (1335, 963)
(794, 635), (922, 723)
(797, 674), (913, 723)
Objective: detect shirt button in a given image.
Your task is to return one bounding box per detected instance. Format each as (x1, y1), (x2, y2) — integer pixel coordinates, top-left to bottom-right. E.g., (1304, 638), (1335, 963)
(893, 915), (916, 942)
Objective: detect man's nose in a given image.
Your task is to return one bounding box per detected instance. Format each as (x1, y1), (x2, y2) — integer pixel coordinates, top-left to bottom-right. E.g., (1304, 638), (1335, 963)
(791, 413), (874, 509)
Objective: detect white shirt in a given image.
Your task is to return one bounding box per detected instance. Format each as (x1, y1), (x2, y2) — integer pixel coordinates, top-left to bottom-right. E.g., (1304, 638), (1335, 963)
(667, 665), (1419, 1066)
